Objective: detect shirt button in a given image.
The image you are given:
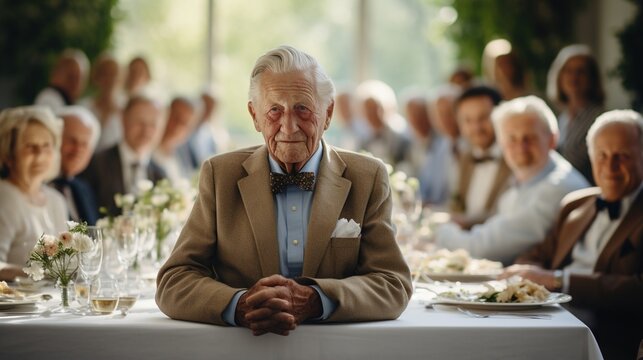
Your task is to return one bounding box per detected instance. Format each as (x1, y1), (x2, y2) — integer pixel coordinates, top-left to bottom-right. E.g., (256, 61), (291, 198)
(292, 239), (299, 246)
(291, 206), (297, 212)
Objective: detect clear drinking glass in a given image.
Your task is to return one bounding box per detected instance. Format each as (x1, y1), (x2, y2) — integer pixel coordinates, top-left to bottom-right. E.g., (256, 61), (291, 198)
(90, 277), (119, 314)
(117, 275), (140, 316)
(75, 226), (103, 314)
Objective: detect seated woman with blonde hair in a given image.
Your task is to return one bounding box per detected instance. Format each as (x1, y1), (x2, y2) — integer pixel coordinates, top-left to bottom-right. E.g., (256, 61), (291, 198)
(0, 106), (68, 281)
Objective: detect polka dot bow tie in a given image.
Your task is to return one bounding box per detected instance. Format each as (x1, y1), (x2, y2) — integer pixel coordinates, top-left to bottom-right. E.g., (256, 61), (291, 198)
(270, 171), (315, 194)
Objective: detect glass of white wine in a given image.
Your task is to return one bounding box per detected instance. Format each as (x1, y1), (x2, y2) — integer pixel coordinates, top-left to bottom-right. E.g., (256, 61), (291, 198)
(75, 226), (103, 315)
(117, 274), (139, 316)
(90, 277), (119, 315)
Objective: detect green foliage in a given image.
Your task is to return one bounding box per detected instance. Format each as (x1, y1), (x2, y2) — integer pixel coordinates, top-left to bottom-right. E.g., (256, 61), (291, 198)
(449, 0), (588, 92)
(615, 0), (643, 109)
(0, 0), (119, 105)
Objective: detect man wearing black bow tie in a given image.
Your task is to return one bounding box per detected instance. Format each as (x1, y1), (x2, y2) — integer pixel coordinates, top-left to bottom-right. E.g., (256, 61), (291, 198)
(505, 109), (643, 359)
(156, 46), (412, 336)
(51, 106), (101, 225)
(449, 86), (511, 228)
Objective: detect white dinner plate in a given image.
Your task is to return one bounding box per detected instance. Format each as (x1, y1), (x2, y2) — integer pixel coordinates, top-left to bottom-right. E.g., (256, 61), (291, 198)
(431, 292), (572, 310)
(0, 299), (37, 310)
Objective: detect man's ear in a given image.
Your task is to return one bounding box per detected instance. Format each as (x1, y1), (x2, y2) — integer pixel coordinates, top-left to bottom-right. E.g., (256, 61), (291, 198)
(548, 132), (559, 150)
(248, 101), (261, 132)
(324, 100), (334, 130)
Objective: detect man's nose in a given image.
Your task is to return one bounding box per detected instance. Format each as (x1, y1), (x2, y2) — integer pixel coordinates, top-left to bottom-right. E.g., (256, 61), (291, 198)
(280, 110), (299, 135)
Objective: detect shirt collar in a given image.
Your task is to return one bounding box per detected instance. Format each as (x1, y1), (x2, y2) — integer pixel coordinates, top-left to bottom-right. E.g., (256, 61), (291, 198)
(268, 141), (323, 176)
(516, 150), (556, 188)
(118, 142), (151, 167)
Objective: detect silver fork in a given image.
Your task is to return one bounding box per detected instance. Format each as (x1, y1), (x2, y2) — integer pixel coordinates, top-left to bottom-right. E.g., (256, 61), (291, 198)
(457, 307), (551, 319)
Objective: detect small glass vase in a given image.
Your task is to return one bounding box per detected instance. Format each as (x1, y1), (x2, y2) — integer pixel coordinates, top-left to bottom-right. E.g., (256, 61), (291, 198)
(54, 278), (74, 313)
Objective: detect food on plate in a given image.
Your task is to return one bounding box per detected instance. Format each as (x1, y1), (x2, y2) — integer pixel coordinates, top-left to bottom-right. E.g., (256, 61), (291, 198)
(439, 279), (551, 303)
(416, 248), (503, 274)
(0, 281), (25, 298)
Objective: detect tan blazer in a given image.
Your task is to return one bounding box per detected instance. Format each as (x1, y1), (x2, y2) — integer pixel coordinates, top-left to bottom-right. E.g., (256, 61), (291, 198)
(517, 186), (643, 313)
(449, 151), (512, 226)
(156, 141), (413, 325)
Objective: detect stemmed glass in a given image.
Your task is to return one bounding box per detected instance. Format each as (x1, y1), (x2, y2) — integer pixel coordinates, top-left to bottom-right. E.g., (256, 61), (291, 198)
(114, 213), (140, 289)
(74, 226), (103, 314)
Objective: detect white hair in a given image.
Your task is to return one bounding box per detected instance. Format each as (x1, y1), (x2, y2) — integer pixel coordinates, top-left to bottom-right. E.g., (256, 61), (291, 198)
(248, 45), (335, 109)
(55, 106), (101, 151)
(491, 95), (559, 139)
(586, 109), (643, 158)
(0, 105), (63, 180)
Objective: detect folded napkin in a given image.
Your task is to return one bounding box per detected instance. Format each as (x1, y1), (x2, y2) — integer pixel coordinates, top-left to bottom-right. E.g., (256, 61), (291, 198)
(331, 218), (361, 238)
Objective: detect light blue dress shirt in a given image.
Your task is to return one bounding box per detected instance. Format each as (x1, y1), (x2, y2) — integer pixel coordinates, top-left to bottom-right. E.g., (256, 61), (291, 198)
(222, 142), (336, 325)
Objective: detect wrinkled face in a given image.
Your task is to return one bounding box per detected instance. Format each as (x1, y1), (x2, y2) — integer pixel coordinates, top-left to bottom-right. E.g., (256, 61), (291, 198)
(10, 122), (55, 185)
(499, 113), (555, 178)
(591, 123), (643, 201)
(457, 96), (496, 150)
(406, 99), (431, 138)
(61, 116), (93, 177)
(122, 101), (160, 155)
(162, 101), (196, 149)
(560, 56), (592, 101)
(248, 70), (332, 173)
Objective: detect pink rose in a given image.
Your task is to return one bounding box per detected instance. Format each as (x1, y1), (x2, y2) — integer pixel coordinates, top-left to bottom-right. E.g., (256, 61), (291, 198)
(43, 236), (59, 257)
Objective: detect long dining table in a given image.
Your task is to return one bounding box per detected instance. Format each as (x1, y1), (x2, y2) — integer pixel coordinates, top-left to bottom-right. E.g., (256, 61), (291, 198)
(0, 286), (603, 360)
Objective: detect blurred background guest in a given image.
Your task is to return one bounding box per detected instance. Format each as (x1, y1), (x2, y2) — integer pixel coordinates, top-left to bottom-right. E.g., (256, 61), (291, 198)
(356, 80), (410, 167)
(547, 44), (605, 184)
(397, 91), (434, 178)
(0, 106), (66, 281)
(34, 49), (90, 110)
(51, 106), (101, 225)
(418, 84), (464, 206)
(434, 96), (589, 264)
(448, 65), (475, 90)
(328, 86), (371, 151)
(482, 39), (529, 100)
(504, 110), (643, 360)
(81, 95), (166, 215)
(179, 91), (230, 169)
(154, 96), (198, 183)
(124, 56), (151, 97)
(81, 53), (124, 152)
(449, 86), (510, 228)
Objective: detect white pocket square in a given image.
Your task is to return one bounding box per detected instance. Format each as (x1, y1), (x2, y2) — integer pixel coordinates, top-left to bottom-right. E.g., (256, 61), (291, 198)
(332, 218), (361, 238)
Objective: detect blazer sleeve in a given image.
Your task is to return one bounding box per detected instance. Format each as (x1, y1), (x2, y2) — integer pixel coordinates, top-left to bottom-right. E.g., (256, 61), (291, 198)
(301, 163), (413, 322)
(155, 160), (240, 326)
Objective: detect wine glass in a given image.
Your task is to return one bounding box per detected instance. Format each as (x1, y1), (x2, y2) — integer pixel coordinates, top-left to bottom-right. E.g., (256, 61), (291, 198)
(117, 273), (140, 316)
(90, 277), (119, 314)
(114, 213), (140, 285)
(75, 226), (103, 314)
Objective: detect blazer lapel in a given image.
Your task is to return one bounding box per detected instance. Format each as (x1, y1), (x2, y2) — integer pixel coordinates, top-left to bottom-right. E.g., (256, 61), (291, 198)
(594, 190), (643, 271)
(302, 143), (351, 277)
(552, 197), (597, 268)
(238, 146), (280, 276)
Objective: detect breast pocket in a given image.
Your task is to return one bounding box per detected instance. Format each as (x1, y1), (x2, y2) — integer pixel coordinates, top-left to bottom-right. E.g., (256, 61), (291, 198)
(330, 236), (361, 278)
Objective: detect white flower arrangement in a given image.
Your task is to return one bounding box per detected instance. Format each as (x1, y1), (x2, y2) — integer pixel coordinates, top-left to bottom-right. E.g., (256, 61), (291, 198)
(23, 221), (90, 284)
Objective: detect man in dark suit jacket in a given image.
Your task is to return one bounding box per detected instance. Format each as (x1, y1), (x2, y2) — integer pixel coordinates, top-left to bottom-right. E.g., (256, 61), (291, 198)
(51, 106), (101, 224)
(504, 109), (643, 360)
(81, 95), (166, 215)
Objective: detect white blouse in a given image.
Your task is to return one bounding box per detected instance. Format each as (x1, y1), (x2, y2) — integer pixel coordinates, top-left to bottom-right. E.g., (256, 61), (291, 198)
(0, 180), (68, 270)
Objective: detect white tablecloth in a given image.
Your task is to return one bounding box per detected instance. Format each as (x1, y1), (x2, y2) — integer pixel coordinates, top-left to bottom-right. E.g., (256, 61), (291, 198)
(0, 290), (603, 360)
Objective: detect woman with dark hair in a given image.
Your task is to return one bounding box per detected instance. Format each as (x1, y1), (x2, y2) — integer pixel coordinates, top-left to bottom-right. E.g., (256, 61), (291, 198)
(547, 44), (605, 184)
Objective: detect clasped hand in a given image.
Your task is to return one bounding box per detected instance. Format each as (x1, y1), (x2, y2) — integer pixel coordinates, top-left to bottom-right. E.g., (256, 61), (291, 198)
(235, 274), (322, 336)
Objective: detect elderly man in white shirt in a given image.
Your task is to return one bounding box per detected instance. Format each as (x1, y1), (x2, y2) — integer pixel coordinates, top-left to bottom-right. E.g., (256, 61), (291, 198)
(435, 96), (589, 264)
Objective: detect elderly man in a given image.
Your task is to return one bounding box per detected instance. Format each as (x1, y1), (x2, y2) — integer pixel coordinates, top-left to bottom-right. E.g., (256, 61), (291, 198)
(156, 46), (412, 336)
(81, 95), (166, 215)
(504, 110), (643, 359)
(449, 86), (511, 228)
(153, 97), (198, 183)
(35, 49), (90, 109)
(51, 106), (101, 225)
(435, 96), (589, 264)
